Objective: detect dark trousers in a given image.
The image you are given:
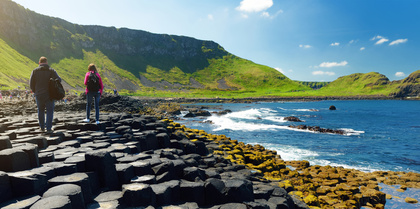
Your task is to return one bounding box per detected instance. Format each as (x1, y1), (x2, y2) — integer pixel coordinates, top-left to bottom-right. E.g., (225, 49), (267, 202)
(35, 94), (54, 131)
(86, 91), (100, 121)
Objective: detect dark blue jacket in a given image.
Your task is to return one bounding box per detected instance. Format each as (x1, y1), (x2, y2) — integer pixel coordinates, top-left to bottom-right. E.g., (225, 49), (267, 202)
(29, 64), (61, 97)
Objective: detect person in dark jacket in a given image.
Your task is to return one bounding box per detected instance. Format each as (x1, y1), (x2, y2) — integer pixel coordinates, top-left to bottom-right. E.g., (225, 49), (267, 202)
(83, 63), (104, 124)
(29, 56), (61, 134)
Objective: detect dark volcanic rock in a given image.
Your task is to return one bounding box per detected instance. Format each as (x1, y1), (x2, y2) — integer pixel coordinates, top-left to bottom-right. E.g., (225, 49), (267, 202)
(48, 173), (93, 204)
(122, 183), (156, 207)
(284, 116), (303, 122)
(204, 178), (227, 205)
(223, 179), (254, 203)
(288, 125), (345, 135)
(43, 184), (86, 209)
(180, 181), (205, 206)
(30, 195), (72, 209)
(85, 150), (119, 190)
(0, 195), (41, 209)
(0, 148), (31, 172)
(0, 96), (307, 209)
(0, 171), (12, 202)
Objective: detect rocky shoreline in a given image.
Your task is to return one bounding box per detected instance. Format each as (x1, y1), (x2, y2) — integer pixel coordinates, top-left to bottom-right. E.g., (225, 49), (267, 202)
(0, 94), (419, 209)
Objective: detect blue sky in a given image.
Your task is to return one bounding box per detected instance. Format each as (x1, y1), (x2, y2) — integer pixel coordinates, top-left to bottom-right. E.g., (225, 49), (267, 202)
(12, 0), (420, 81)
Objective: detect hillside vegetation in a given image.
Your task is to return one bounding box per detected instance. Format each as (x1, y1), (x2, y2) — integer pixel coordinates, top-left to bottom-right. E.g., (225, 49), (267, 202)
(316, 72), (401, 96)
(0, 0), (418, 98)
(298, 81), (330, 89)
(0, 38), (37, 89)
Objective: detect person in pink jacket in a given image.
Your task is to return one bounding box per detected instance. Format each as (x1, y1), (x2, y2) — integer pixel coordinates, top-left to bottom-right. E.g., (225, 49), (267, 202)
(83, 63), (104, 124)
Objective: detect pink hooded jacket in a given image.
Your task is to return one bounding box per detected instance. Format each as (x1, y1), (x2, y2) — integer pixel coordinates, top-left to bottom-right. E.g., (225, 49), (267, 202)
(84, 71), (104, 95)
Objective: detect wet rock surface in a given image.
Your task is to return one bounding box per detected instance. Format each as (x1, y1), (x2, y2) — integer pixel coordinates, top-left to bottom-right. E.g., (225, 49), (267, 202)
(288, 125), (346, 135)
(283, 116), (303, 122)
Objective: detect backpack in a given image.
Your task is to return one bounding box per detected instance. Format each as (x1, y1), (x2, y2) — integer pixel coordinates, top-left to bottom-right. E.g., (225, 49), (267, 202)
(87, 71), (100, 92)
(48, 69), (65, 100)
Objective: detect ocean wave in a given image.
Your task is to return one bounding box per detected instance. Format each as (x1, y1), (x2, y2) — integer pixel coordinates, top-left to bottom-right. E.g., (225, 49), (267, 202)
(340, 128), (365, 136)
(276, 107), (318, 112)
(208, 116), (282, 131)
(256, 143), (380, 172)
(261, 143), (320, 161)
(294, 109), (314, 112)
(208, 114), (363, 136)
(223, 108), (273, 120)
(265, 116), (286, 123)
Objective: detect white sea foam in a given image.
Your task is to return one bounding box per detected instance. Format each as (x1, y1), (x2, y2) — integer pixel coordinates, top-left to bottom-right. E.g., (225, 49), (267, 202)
(208, 116), (283, 131)
(265, 116), (286, 123)
(224, 108), (268, 120)
(255, 142), (379, 172)
(205, 107), (365, 136)
(294, 109), (313, 112)
(340, 128), (365, 136)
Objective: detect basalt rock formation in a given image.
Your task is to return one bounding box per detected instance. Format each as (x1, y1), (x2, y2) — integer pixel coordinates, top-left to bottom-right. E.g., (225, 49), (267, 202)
(0, 100), (308, 208)
(1, 95), (419, 208)
(288, 125), (346, 135)
(284, 116), (303, 122)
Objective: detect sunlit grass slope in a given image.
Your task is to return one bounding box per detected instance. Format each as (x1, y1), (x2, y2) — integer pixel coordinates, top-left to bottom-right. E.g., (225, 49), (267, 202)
(0, 38), (37, 90)
(315, 72), (401, 96)
(52, 50), (142, 89)
(193, 55), (310, 92)
(137, 54), (312, 97)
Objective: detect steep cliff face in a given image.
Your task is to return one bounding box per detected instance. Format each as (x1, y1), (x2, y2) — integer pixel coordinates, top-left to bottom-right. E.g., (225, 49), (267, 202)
(0, 0), (228, 76)
(392, 70), (420, 97)
(82, 26), (227, 74)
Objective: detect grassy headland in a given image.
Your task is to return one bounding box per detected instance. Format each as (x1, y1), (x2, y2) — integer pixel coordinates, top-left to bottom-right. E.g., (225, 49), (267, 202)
(0, 0), (418, 99)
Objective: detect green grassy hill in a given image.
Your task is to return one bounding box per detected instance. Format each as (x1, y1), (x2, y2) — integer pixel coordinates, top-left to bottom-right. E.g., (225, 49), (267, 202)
(0, 0), (307, 94)
(0, 0), (418, 98)
(392, 70), (420, 97)
(315, 72), (401, 96)
(298, 81), (330, 90)
(0, 38), (37, 89)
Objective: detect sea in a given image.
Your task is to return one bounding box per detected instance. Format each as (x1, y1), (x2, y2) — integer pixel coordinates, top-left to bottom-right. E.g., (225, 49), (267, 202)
(175, 100), (420, 208)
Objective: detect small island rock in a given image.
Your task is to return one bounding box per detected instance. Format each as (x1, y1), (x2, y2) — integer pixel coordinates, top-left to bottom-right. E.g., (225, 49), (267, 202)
(284, 116), (303, 122)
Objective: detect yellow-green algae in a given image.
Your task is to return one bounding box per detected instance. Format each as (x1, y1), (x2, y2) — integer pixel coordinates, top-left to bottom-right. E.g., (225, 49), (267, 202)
(162, 119), (420, 209)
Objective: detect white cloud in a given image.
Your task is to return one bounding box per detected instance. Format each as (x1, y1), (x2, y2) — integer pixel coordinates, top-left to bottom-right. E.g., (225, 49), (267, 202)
(375, 38), (389, 45)
(299, 44), (312, 49)
(319, 61), (348, 68)
(389, 39), (408, 46)
(371, 35), (384, 41)
(371, 35), (389, 45)
(312, 71), (336, 76)
(261, 10), (283, 19)
(207, 14), (214, 20)
(360, 47), (365, 51)
(240, 13), (249, 19)
(330, 42), (340, 46)
(261, 12), (270, 18)
(395, 72), (406, 77)
(349, 40), (358, 44)
(274, 67), (285, 74)
(236, 0), (273, 13)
